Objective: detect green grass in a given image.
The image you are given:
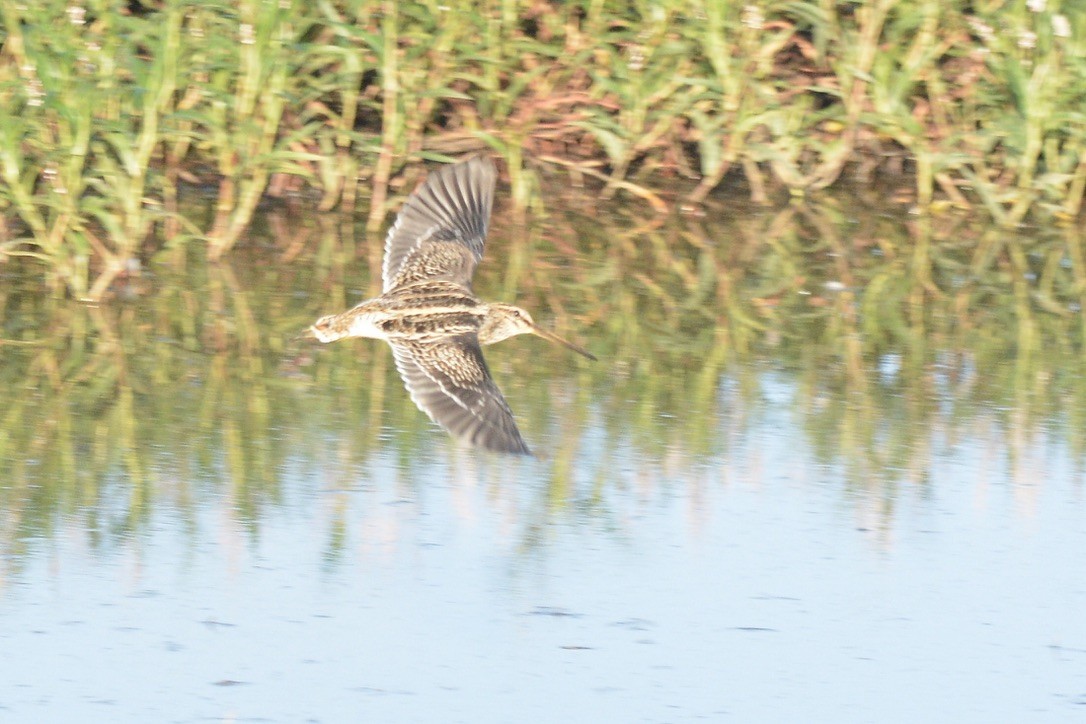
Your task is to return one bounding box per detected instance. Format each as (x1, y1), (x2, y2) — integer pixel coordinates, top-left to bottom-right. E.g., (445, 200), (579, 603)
(1, 0), (1086, 298)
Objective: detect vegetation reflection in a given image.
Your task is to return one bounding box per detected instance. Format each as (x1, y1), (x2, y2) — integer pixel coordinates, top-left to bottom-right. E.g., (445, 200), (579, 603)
(2, 193), (1084, 568)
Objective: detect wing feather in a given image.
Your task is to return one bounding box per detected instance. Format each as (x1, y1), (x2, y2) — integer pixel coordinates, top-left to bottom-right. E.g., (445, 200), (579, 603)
(382, 157), (497, 292)
(389, 337), (531, 455)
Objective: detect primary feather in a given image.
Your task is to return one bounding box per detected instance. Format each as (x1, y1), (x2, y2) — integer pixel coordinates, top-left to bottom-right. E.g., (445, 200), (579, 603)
(382, 157), (496, 292)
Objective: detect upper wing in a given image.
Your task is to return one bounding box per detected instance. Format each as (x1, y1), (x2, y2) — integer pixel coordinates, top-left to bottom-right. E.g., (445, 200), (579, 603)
(388, 336), (531, 455)
(382, 157), (497, 292)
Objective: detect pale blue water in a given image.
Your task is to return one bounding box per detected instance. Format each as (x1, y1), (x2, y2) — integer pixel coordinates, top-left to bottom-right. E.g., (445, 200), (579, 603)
(2, 374), (1083, 722)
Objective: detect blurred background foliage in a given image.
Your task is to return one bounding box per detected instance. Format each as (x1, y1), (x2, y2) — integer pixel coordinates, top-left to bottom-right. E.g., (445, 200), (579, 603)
(1, 0), (1086, 298)
(2, 187), (1083, 562)
(2, 0), (1085, 566)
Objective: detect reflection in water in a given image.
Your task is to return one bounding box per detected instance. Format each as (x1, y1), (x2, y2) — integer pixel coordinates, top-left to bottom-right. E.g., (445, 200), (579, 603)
(1, 193), (1085, 572)
(4, 195), (1086, 721)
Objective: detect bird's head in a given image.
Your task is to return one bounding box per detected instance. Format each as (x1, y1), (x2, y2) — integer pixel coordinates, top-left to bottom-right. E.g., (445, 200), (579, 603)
(480, 304), (596, 360)
(310, 314), (346, 343)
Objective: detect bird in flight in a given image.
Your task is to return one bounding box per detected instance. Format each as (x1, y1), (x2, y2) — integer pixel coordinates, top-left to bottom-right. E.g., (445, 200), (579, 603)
(311, 157), (595, 454)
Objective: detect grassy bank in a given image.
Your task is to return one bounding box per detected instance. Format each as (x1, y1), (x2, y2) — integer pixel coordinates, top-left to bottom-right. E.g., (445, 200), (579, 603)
(1, 0), (1085, 298)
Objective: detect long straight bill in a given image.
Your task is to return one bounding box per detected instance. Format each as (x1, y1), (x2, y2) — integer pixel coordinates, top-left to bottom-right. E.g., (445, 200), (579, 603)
(530, 325), (597, 361)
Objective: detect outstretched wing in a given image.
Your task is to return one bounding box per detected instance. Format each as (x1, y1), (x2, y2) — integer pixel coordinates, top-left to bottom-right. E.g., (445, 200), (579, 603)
(388, 336), (531, 455)
(383, 157), (497, 293)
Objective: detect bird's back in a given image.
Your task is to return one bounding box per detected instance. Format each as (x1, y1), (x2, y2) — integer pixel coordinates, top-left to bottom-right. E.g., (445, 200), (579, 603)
(372, 281), (486, 342)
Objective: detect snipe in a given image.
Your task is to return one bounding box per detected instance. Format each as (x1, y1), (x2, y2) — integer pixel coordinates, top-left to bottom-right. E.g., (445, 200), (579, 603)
(311, 157), (595, 455)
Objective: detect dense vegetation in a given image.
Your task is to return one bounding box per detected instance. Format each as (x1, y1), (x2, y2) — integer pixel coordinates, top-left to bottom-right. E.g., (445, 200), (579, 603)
(1, 0), (1085, 299)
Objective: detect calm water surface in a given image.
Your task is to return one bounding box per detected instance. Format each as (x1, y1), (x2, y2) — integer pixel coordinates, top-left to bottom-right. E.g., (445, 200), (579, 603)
(2, 198), (1085, 722)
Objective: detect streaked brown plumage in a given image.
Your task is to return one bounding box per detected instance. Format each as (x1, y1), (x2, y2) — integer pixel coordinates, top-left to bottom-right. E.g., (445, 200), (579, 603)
(311, 157), (595, 455)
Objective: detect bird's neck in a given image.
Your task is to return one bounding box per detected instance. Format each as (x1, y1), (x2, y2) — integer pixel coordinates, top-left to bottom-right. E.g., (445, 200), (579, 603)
(478, 305), (521, 345)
